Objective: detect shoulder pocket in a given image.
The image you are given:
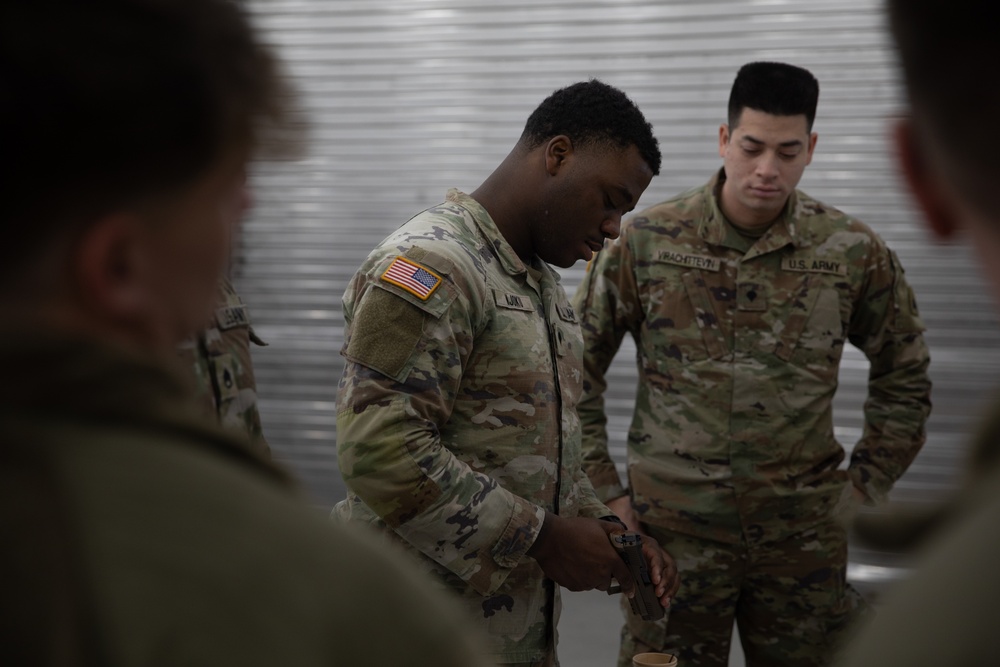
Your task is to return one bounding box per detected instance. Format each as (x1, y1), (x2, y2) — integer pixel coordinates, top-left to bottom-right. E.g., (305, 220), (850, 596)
(344, 251), (460, 382)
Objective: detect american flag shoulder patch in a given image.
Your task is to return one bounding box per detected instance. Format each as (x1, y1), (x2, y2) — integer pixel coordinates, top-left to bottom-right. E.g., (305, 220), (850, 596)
(380, 256), (443, 300)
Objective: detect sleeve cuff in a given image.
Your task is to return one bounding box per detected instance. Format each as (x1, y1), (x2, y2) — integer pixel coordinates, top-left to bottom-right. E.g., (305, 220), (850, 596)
(599, 515), (628, 531)
(848, 464), (891, 505)
(462, 499), (545, 595)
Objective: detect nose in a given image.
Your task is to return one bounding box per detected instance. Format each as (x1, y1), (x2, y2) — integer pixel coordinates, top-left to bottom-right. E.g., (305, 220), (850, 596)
(601, 212), (622, 240)
(755, 153), (779, 180)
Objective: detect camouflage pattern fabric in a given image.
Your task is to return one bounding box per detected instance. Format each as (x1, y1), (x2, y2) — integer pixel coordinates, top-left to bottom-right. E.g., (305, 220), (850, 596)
(333, 189), (611, 664)
(617, 522), (869, 667)
(574, 169), (930, 665)
(176, 277), (270, 456)
(574, 169), (931, 546)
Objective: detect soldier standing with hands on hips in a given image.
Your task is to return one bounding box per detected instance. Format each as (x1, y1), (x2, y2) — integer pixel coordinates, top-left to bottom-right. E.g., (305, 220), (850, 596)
(574, 62), (932, 667)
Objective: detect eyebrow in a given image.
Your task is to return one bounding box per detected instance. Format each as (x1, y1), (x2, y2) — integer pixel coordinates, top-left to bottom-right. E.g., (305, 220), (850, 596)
(741, 135), (804, 149)
(613, 185), (637, 211)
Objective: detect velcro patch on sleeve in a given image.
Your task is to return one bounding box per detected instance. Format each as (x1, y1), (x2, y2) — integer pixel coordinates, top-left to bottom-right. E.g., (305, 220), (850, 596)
(345, 287), (426, 381)
(381, 256), (442, 300)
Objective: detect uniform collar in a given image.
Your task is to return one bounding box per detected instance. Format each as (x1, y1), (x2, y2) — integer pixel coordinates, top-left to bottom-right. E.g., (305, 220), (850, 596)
(446, 188), (560, 283)
(699, 168), (810, 257)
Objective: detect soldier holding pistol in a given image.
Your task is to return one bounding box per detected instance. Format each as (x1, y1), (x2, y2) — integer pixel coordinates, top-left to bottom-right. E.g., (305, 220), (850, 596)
(334, 80), (681, 666)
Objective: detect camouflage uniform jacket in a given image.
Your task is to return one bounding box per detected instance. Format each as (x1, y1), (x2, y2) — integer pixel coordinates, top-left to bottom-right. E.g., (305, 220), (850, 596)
(176, 277), (270, 457)
(574, 170), (932, 545)
(333, 189), (611, 662)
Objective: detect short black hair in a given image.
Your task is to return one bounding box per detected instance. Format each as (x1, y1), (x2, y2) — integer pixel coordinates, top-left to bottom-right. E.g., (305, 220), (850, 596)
(520, 79), (661, 175)
(889, 0), (999, 219)
(727, 62), (820, 131)
(0, 0), (299, 279)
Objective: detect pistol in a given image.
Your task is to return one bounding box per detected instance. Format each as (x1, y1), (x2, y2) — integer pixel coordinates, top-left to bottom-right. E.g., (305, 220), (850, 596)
(608, 531), (665, 621)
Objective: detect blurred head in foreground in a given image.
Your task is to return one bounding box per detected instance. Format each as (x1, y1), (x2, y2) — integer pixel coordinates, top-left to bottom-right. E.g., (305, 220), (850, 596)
(889, 0), (1000, 303)
(0, 3), (493, 666)
(0, 0), (298, 352)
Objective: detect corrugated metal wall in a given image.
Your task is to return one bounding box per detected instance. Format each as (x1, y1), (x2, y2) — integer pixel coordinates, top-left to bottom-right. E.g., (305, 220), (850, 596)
(239, 0), (1000, 539)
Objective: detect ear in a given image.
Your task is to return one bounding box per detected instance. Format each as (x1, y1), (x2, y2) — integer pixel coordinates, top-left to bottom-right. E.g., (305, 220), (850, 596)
(72, 213), (152, 325)
(893, 117), (959, 240)
(718, 124), (730, 158)
(544, 135), (573, 176)
(805, 132), (818, 166)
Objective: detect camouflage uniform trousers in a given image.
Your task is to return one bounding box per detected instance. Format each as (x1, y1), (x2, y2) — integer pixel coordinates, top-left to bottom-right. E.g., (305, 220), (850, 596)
(617, 522), (871, 667)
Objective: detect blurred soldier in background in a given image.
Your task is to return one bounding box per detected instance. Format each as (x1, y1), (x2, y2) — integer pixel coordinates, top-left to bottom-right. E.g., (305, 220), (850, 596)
(0, 1), (491, 665)
(178, 273), (271, 456)
(574, 62), (932, 666)
(837, 0), (1000, 663)
(334, 80), (680, 666)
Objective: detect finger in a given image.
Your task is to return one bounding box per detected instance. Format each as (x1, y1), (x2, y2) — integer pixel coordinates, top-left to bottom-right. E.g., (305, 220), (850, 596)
(664, 567), (681, 600)
(660, 591), (672, 607)
(610, 554), (634, 597)
(651, 551), (669, 597)
(662, 569), (680, 606)
(642, 542), (665, 586)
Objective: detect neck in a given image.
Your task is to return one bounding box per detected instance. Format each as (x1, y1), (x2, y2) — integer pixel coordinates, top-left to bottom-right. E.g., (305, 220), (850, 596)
(470, 147), (537, 263)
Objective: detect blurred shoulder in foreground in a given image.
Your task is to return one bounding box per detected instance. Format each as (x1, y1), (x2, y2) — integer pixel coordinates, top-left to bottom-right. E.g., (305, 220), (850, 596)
(838, 0), (1000, 664)
(0, 0), (491, 664)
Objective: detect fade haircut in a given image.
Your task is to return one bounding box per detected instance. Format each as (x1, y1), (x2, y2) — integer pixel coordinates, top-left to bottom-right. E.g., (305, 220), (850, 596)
(889, 0), (999, 220)
(0, 0), (300, 280)
(520, 79), (661, 176)
(727, 62), (820, 131)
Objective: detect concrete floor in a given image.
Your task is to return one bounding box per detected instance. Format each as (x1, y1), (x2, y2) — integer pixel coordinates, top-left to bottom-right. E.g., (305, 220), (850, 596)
(557, 588), (746, 667)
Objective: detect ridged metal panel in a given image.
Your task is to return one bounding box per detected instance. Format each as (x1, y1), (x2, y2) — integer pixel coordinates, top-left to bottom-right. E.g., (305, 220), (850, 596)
(240, 0), (1000, 537)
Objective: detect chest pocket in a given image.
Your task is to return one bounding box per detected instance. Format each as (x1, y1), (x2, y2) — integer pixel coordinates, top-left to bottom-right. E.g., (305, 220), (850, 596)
(486, 287), (550, 395)
(553, 301), (578, 357)
(552, 298), (583, 407)
(647, 269), (727, 363)
(774, 274), (847, 371)
(682, 272), (728, 359)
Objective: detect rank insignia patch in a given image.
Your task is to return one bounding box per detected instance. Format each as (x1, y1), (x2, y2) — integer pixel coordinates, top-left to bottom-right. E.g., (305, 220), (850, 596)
(381, 256), (443, 300)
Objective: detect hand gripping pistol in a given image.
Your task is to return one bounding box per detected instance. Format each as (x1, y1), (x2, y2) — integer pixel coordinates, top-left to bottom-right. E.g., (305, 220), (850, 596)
(607, 531), (665, 621)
